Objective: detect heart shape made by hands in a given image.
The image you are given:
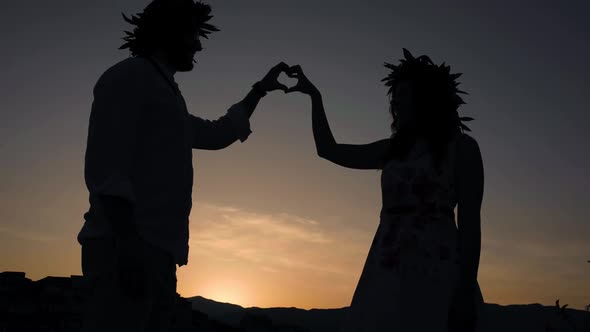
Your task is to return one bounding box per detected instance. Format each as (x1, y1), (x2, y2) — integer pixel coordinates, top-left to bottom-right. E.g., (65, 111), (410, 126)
(277, 70), (300, 91)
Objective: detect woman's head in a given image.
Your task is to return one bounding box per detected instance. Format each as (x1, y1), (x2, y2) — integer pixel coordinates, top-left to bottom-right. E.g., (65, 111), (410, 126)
(390, 80), (416, 131)
(382, 48), (471, 136)
(381, 49), (473, 165)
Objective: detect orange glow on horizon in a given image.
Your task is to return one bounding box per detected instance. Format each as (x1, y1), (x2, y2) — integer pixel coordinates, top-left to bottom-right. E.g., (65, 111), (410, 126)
(194, 278), (252, 307)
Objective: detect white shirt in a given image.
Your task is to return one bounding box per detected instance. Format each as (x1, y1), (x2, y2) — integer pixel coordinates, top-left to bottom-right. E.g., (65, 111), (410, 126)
(78, 56), (251, 266)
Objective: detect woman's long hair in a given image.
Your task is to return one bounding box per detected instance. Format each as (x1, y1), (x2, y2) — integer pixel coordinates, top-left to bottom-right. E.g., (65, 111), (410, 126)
(381, 48), (473, 170)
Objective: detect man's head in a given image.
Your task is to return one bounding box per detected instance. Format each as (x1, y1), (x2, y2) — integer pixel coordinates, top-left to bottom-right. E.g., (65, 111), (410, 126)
(119, 0), (219, 72)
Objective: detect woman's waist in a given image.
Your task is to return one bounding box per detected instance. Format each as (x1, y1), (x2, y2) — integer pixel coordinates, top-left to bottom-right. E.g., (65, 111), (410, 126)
(380, 204), (455, 220)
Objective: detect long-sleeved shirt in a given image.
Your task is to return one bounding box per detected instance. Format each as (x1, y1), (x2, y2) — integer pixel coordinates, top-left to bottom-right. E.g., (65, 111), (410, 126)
(77, 56), (251, 266)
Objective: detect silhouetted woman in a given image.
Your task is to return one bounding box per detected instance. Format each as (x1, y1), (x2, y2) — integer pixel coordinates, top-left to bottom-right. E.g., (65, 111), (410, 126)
(287, 49), (485, 332)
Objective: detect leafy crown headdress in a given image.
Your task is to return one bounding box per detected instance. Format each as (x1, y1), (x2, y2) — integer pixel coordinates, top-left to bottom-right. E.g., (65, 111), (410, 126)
(119, 0), (219, 56)
(381, 48), (473, 132)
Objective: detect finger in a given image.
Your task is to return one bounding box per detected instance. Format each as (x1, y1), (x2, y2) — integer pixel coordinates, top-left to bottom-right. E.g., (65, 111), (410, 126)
(285, 86), (300, 94)
(269, 83), (289, 93)
(291, 66), (307, 79)
(277, 61), (289, 70)
(272, 62), (289, 74)
(285, 65), (300, 78)
(276, 83), (289, 92)
(291, 65), (303, 74)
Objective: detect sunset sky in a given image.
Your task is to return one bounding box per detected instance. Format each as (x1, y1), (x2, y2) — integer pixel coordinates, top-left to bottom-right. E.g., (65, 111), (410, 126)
(1, 0), (589, 310)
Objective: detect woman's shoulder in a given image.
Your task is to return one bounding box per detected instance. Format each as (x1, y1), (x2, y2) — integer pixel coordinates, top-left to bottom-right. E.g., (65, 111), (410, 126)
(455, 132), (480, 154)
(453, 132), (483, 172)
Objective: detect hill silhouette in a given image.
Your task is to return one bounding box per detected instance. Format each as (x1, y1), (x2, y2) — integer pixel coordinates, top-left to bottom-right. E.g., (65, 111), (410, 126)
(189, 296), (590, 332)
(2, 272), (588, 331)
(189, 296), (344, 332)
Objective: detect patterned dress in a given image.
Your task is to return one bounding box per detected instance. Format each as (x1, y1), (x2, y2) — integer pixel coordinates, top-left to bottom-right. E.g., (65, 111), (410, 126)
(340, 134), (484, 332)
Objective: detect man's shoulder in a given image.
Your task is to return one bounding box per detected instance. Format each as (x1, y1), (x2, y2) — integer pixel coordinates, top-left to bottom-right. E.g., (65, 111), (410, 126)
(97, 56), (154, 87)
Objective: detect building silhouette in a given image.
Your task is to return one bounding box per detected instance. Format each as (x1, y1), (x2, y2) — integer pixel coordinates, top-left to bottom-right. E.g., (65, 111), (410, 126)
(0, 271), (309, 332)
(0, 271), (228, 331)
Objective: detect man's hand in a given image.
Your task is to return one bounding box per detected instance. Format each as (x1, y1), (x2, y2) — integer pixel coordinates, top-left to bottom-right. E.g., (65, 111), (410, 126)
(285, 65), (320, 97)
(256, 62), (290, 93)
(115, 235), (147, 299)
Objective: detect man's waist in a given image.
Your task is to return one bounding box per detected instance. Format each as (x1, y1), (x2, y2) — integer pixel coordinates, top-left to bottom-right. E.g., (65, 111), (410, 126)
(78, 215), (188, 266)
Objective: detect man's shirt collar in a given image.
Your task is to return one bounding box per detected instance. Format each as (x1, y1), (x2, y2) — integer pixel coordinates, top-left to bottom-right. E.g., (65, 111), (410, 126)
(147, 56), (180, 94)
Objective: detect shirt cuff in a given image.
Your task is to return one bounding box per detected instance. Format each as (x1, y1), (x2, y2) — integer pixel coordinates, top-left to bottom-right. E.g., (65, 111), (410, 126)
(226, 102), (252, 142)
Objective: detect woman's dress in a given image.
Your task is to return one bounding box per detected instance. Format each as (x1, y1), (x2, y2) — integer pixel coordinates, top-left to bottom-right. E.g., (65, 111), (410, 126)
(340, 134), (484, 332)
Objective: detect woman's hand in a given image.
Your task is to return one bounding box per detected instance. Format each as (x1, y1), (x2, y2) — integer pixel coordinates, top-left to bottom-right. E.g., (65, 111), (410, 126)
(285, 65), (320, 97)
(447, 285), (478, 332)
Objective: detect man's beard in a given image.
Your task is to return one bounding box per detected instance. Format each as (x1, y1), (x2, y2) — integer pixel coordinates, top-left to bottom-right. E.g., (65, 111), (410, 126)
(165, 43), (196, 72)
(170, 50), (195, 72)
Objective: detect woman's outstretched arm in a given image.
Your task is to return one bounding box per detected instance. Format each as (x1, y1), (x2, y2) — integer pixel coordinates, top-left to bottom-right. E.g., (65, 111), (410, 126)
(288, 65), (389, 170)
(310, 91), (389, 169)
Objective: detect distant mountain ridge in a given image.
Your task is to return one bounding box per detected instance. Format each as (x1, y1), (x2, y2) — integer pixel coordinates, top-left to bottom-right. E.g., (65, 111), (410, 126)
(189, 296), (247, 322)
(189, 296), (345, 332)
(189, 296), (590, 332)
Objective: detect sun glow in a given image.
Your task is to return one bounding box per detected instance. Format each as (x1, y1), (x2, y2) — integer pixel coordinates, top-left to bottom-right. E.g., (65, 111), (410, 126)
(199, 278), (251, 307)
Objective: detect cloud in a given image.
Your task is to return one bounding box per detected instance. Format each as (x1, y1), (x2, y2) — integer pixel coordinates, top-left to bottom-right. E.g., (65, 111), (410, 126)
(188, 202), (351, 276)
(0, 226), (58, 242)
(482, 236), (588, 262)
(227, 214), (331, 244)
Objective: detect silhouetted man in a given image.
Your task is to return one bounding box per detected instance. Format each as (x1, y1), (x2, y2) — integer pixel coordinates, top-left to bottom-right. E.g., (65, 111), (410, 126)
(77, 1), (289, 331)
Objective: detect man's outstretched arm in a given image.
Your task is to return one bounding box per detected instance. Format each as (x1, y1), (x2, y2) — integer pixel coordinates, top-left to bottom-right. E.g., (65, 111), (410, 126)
(189, 90), (259, 151)
(191, 62), (289, 150)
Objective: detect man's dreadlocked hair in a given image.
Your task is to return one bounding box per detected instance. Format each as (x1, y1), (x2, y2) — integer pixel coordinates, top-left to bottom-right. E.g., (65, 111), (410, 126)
(381, 48), (473, 169)
(119, 0), (219, 57)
